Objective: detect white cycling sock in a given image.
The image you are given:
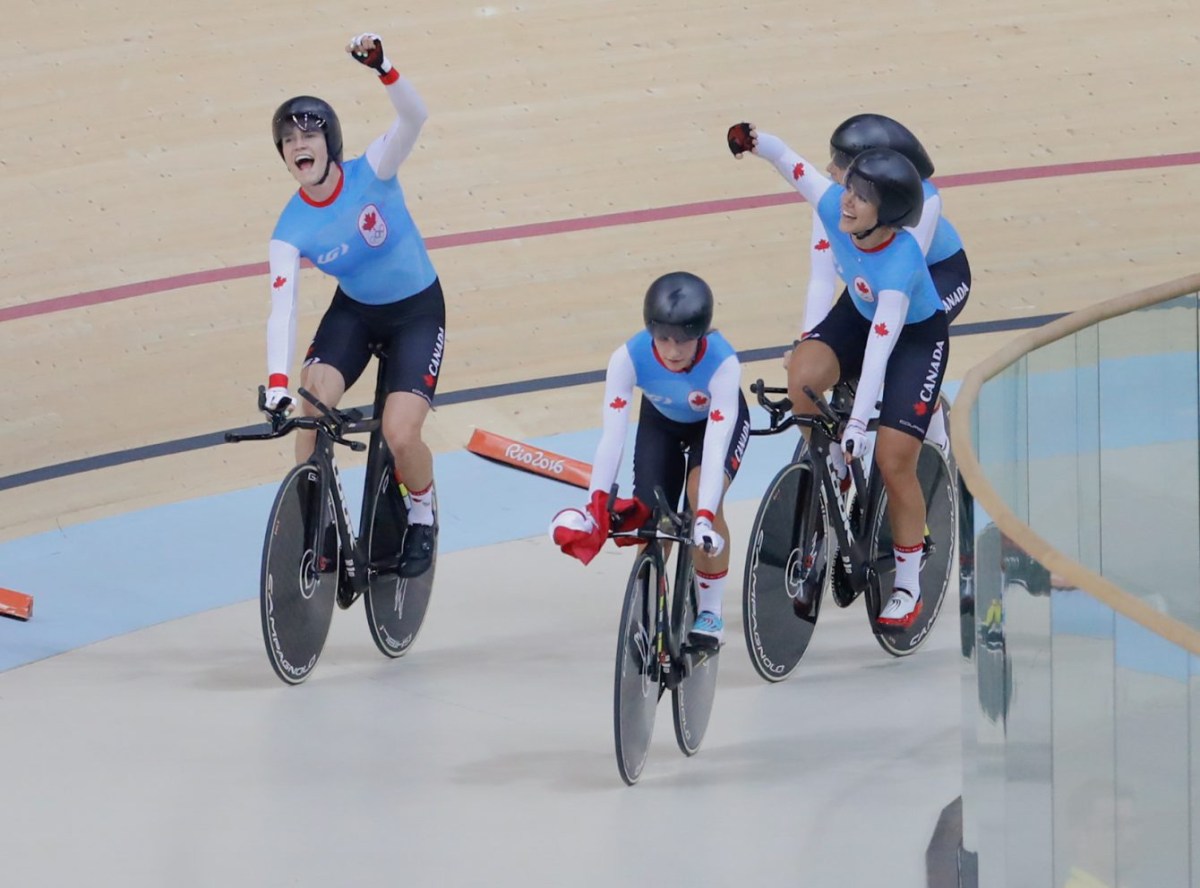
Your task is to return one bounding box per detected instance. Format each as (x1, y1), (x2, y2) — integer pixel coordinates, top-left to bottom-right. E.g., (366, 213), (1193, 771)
(893, 542), (924, 598)
(406, 480), (435, 526)
(696, 568), (727, 616)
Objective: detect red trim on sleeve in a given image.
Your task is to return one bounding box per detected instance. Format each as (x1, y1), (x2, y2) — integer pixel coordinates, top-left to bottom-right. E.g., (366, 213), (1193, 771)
(268, 374), (289, 389)
(696, 509), (716, 523)
(380, 68), (400, 85)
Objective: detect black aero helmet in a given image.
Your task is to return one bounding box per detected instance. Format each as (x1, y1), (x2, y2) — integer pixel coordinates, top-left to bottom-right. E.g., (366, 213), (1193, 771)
(844, 147), (925, 230)
(272, 95), (344, 164)
(830, 113), (934, 180)
(643, 272), (714, 341)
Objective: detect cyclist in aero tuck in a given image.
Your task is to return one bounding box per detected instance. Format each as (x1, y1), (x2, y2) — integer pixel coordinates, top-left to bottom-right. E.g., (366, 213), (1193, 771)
(549, 272), (751, 648)
(262, 32), (444, 578)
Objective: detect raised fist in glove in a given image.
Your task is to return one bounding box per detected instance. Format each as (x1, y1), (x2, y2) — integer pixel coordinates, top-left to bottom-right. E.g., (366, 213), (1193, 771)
(263, 385), (294, 416)
(692, 512), (725, 556)
(347, 32), (393, 75)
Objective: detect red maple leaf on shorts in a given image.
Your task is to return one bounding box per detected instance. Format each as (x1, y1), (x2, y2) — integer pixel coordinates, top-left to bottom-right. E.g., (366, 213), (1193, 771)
(874, 322), (889, 337)
(913, 401), (928, 417)
(273, 276), (287, 289)
(610, 396), (628, 410)
(423, 373), (435, 388)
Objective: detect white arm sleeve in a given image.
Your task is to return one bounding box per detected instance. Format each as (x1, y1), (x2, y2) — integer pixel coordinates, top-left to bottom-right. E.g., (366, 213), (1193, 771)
(907, 192), (942, 257)
(850, 291), (910, 430)
(803, 212), (839, 335)
(588, 346), (636, 499)
(364, 76), (429, 180)
(695, 355), (742, 518)
(266, 239), (302, 382)
(752, 131), (834, 208)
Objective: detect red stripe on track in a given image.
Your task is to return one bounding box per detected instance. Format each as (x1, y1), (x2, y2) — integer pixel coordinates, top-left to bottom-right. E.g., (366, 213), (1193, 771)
(4, 152), (1198, 325)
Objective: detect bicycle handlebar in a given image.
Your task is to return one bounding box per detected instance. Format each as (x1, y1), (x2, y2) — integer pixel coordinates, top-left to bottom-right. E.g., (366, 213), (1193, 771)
(224, 386), (375, 452)
(605, 484), (694, 546)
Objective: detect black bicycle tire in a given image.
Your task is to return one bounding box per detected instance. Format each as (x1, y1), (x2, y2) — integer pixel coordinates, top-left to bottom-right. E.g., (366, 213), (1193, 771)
(671, 544), (719, 756)
(865, 442), (958, 657)
(613, 549), (662, 786)
(259, 462), (338, 685)
(741, 459), (827, 683)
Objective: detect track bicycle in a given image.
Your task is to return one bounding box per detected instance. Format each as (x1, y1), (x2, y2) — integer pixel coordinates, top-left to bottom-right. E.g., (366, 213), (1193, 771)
(610, 485), (720, 786)
(226, 349), (437, 685)
(742, 379), (957, 682)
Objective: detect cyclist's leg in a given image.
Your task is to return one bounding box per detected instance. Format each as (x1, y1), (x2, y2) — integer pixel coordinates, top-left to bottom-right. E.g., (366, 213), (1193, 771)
(924, 251), (971, 452)
(631, 398), (690, 557)
(378, 278), (445, 497)
(295, 288), (373, 463)
(874, 312), (949, 623)
(789, 294), (865, 413)
(378, 279), (446, 575)
(684, 392), (750, 641)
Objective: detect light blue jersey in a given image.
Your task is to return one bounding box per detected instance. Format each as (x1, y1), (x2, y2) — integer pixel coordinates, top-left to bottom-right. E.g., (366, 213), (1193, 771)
(816, 186), (942, 324)
(922, 180), (964, 265)
(271, 156), (437, 305)
(626, 329), (738, 424)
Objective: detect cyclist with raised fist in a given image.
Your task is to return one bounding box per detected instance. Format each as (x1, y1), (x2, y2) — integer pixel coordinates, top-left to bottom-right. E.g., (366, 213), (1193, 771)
(262, 32), (444, 577)
(729, 123), (948, 629)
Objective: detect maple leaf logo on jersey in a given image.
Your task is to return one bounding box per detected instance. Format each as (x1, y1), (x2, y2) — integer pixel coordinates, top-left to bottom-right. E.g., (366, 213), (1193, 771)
(874, 322), (889, 337)
(913, 401), (928, 417)
(272, 276), (287, 289)
(814, 239), (830, 251)
(710, 409), (725, 422)
(689, 391), (709, 412)
(357, 204), (388, 247)
(610, 396), (628, 410)
(853, 277), (875, 302)
(792, 162), (805, 180)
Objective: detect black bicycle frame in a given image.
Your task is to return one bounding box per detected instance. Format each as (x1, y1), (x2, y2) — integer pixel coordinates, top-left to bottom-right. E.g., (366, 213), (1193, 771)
(749, 380), (884, 599)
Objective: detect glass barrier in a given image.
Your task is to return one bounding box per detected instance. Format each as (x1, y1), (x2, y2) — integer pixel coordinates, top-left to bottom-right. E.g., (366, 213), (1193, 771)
(959, 292), (1200, 888)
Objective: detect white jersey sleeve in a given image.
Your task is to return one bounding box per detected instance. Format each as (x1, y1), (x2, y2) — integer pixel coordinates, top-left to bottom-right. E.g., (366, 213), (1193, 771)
(907, 191), (942, 257)
(752, 132), (834, 208)
(695, 355), (741, 518)
(850, 289), (909, 431)
(803, 212), (839, 336)
(364, 73), (429, 181)
(266, 239), (303, 383)
(588, 345), (637, 499)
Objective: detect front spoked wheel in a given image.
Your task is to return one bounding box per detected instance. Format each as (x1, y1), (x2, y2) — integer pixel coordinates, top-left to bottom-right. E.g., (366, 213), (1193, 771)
(614, 549), (663, 786)
(260, 463), (338, 685)
(672, 557), (719, 756)
(364, 473), (437, 659)
(741, 457), (828, 683)
(866, 442), (958, 656)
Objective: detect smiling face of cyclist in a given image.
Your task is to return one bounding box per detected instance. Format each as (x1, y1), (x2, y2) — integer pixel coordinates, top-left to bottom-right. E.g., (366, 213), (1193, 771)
(653, 334), (700, 371)
(278, 121), (340, 195)
(838, 178), (882, 237)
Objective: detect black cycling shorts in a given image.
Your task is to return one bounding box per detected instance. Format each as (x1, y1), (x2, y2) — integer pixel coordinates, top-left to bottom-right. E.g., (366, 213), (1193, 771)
(807, 295), (949, 440)
(305, 278), (446, 403)
(631, 392), (751, 512)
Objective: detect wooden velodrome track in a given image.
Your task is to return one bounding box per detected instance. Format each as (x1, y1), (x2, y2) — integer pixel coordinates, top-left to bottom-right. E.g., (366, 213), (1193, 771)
(2, 0), (1198, 544)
